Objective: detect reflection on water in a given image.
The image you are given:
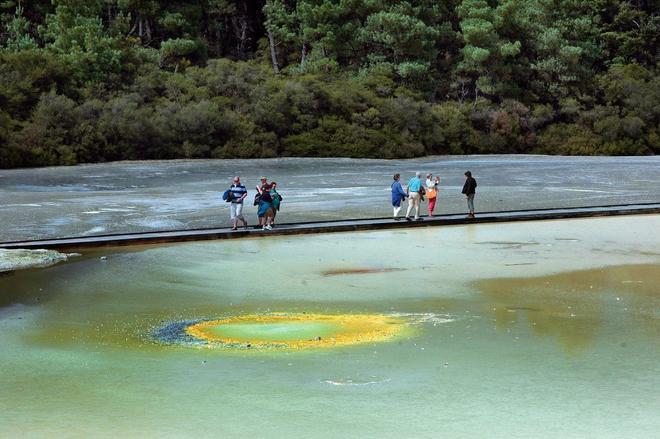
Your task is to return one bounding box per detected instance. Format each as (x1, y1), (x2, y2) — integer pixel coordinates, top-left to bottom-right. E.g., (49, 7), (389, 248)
(0, 215), (659, 437)
(478, 264), (660, 353)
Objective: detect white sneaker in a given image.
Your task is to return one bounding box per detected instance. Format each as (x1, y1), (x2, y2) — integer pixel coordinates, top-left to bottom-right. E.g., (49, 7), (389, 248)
(265, 225), (272, 230)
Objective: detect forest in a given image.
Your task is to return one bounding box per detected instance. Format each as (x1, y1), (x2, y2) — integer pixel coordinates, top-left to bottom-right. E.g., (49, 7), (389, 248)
(0, 0), (658, 167)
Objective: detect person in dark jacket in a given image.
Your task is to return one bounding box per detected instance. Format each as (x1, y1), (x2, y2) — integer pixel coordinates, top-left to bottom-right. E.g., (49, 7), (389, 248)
(461, 171), (477, 218)
(391, 173), (407, 220)
(258, 183), (275, 230)
(269, 181), (282, 226)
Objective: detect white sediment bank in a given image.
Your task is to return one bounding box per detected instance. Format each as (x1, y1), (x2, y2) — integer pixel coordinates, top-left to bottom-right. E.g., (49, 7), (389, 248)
(0, 249), (78, 272)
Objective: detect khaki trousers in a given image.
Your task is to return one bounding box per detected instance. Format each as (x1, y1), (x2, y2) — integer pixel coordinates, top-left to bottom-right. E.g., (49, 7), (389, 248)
(406, 192), (421, 219)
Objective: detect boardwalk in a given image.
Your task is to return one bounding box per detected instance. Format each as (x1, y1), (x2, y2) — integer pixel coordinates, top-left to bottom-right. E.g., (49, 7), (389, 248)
(1, 203), (658, 250)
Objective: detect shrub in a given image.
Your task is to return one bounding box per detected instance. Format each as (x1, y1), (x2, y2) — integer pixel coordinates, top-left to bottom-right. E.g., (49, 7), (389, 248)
(536, 124), (603, 155)
(13, 92), (78, 165)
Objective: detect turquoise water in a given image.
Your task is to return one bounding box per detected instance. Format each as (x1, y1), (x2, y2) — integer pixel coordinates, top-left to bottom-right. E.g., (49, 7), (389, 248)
(205, 322), (340, 342)
(1, 215), (659, 437)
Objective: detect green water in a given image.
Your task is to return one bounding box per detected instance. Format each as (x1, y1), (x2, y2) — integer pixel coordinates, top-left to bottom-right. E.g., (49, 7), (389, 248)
(206, 322), (339, 342)
(1, 215), (659, 438)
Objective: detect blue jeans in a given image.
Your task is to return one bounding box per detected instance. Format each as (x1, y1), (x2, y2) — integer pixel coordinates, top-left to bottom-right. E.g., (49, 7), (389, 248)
(466, 194), (475, 213)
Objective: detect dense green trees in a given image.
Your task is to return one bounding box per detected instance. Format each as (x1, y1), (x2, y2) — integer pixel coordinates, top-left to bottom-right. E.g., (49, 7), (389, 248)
(0, 0), (658, 168)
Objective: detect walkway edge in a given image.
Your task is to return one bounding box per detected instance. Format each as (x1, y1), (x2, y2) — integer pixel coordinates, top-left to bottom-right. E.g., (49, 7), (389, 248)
(2, 203), (659, 250)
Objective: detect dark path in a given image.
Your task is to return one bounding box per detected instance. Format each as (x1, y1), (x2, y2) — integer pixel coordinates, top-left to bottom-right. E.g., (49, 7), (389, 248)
(1, 203), (659, 250)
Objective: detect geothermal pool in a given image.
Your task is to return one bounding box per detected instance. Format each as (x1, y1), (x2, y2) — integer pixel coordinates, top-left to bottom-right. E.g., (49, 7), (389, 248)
(1, 215), (659, 437)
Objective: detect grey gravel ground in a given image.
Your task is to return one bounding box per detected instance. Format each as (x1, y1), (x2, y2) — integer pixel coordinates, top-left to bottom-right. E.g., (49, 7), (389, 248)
(1, 155), (659, 241)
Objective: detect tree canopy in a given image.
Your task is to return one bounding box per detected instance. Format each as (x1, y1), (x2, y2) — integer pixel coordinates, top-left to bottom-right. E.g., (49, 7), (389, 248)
(0, 0), (658, 167)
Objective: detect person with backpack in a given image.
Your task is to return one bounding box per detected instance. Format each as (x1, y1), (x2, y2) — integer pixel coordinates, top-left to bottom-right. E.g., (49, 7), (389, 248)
(227, 176), (248, 230)
(257, 183), (275, 230)
(462, 170), (477, 218)
(252, 176), (268, 211)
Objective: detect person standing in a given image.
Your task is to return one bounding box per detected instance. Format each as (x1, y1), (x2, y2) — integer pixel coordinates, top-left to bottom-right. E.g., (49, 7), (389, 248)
(462, 170), (477, 218)
(269, 181), (283, 226)
(257, 183), (274, 230)
(228, 176), (248, 230)
(425, 173), (440, 217)
(391, 174), (407, 220)
(405, 172), (423, 221)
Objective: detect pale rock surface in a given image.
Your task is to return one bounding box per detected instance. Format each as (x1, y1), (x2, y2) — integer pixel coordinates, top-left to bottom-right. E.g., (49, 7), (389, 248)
(0, 249), (78, 272)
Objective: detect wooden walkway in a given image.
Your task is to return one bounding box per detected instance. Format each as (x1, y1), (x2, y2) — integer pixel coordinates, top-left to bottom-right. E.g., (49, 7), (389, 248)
(1, 203), (659, 251)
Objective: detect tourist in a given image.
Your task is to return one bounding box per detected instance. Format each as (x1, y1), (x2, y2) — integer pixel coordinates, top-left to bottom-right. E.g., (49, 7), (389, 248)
(425, 173), (440, 217)
(391, 173), (407, 220)
(256, 176), (268, 194)
(269, 181), (283, 226)
(462, 170), (477, 218)
(228, 176), (248, 230)
(258, 183), (274, 230)
(253, 176), (268, 207)
(405, 172), (423, 221)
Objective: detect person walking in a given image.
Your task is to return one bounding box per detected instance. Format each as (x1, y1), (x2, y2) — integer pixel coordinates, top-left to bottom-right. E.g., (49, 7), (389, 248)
(228, 176), (248, 230)
(425, 173), (440, 217)
(462, 170), (477, 218)
(269, 181), (283, 226)
(250, 176), (270, 230)
(391, 174), (407, 220)
(405, 172), (423, 221)
(256, 176), (268, 194)
(257, 183), (274, 230)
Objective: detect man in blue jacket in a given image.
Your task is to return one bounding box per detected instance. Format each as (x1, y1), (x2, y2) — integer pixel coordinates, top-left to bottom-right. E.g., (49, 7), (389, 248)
(391, 173), (407, 220)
